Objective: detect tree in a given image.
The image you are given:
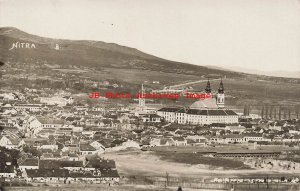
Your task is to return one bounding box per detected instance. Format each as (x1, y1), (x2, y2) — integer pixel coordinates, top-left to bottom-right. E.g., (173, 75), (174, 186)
(243, 105), (247, 116)
(269, 106), (273, 119)
(295, 105), (300, 119)
(265, 105), (269, 119)
(279, 106), (282, 120)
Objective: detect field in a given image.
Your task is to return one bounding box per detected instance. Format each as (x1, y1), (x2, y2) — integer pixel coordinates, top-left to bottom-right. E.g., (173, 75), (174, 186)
(154, 152), (250, 170)
(100, 145), (300, 179)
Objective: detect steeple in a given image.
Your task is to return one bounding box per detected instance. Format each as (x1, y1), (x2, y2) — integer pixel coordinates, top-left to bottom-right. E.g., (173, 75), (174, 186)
(205, 78), (211, 93)
(139, 84), (145, 108)
(218, 79), (224, 94)
(216, 79), (225, 108)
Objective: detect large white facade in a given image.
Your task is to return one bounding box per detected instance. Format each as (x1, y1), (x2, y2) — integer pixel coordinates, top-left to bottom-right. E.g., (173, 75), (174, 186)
(157, 107), (238, 125)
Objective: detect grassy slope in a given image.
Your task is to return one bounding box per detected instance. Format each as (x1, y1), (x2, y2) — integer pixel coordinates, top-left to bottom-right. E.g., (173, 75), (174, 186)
(0, 27), (299, 107)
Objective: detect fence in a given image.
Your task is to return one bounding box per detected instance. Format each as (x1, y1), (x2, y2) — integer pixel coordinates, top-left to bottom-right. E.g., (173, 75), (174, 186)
(123, 175), (300, 191)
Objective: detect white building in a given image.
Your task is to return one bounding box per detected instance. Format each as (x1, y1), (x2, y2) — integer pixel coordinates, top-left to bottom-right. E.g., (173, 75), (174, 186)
(0, 135), (25, 149)
(40, 96), (73, 106)
(19, 158), (39, 172)
(157, 80), (239, 125)
(14, 104), (42, 112)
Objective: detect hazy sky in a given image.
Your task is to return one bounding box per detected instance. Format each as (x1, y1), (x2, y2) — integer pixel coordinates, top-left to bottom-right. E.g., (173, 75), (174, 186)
(0, 0), (300, 72)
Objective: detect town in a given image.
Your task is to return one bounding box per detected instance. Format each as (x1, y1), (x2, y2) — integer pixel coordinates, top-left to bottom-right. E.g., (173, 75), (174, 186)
(0, 24), (300, 191)
(0, 71), (300, 189)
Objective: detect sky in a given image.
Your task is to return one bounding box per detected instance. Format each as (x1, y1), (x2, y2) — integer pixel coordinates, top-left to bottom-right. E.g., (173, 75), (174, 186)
(0, 0), (300, 73)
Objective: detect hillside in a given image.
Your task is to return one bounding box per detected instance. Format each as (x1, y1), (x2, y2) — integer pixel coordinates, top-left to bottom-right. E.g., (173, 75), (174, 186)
(0, 27), (242, 78)
(0, 27), (299, 108)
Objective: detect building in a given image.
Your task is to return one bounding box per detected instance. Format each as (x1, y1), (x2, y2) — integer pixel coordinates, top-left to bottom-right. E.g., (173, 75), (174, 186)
(157, 80), (239, 125)
(19, 158), (39, 171)
(141, 114), (162, 123)
(14, 104), (42, 112)
(40, 96), (74, 106)
(25, 169), (70, 183)
(0, 135), (25, 149)
(0, 165), (16, 178)
(157, 107), (184, 123)
(79, 144), (98, 155)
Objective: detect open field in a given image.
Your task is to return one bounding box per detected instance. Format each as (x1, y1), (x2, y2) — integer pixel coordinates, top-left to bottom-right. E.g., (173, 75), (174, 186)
(102, 148), (300, 179)
(154, 152), (251, 170)
(145, 144), (299, 154)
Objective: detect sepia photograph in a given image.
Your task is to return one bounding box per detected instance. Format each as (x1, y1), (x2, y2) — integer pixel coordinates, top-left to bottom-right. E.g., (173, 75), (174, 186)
(0, 0), (300, 190)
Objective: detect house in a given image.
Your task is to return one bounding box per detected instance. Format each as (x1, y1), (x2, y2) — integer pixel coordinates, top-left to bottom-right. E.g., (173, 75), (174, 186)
(0, 165), (16, 178)
(173, 137), (187, 146)
(62, 144), (80, 153)
(118, 114), (130, 123)
(39, 160), (85, 172)
(85, 111), (103, 118)
(39, 144), (58, 151)
(68, 153), (80, 161)
(186, 135), (208, 145)
(224, 134), (245, 144)
(38, 118), (64, 129)
(225, 125), (246, 133)
(40, 153), (56, 160)
(40, 96), (73, 106)
(19, 158), (39, 171)
(26, 117), (64, 135)
(85, 158), (116, 170)
(40, 160), (85, 172)
(269, 122), (283, 131)
(100, 169), (120, 183)
(79, 144), (98, 155)
(141, 114), (162, 123)
(243, 133), (263, 142)
(14, 104), (42, 112)
(68, 171), (101, 183)
(0, 135), (25, 149)
(25, 169), (70, 183)
(0, 93), (18, 101)
(90, 141), (106, 153)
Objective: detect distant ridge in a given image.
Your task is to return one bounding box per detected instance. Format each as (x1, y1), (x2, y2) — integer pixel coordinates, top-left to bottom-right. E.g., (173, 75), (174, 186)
(0, 27), (298, 79)
(0, 27), (243, 79)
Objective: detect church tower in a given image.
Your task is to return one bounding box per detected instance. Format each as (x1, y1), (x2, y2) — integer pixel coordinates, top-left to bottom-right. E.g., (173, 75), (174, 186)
(205, 79), (211, 93)
(216, 79), (225, 108)
(139, 84), (146, 109)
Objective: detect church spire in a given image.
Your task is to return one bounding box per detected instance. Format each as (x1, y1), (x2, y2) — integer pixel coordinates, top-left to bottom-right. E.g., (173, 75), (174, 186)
(205, 78), (211, 93)
(218, 79), (224, 94)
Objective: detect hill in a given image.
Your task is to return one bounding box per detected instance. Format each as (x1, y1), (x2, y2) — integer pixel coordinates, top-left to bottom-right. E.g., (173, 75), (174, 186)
(0, 27), (299, 108)
(0, 27), (243, 78)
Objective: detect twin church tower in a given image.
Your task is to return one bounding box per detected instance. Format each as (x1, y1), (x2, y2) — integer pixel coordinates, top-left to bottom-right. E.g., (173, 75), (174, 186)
(205, 79), (225, 108)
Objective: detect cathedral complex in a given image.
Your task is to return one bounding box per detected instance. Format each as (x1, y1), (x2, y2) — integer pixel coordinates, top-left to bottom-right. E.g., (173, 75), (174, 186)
(157, 80), (239, 125)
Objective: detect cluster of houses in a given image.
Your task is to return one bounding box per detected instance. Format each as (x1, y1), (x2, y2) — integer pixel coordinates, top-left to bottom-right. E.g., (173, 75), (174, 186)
(0, 156), (120, 184)
(0, 86), (300, 184)
(19, 158), (119, 184)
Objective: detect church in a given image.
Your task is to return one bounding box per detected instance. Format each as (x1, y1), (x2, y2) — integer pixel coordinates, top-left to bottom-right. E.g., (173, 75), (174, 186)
(157, 80), (239, 125)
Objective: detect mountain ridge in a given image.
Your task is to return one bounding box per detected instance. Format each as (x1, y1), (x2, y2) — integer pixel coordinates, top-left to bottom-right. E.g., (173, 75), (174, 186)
(0, 27), (244, 79)
(0, 27), (298, 80)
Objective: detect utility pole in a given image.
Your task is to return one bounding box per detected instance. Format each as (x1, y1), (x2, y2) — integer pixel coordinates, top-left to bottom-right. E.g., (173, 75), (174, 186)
(165, 172), (169, 188)
(267, 175), (269, 189)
